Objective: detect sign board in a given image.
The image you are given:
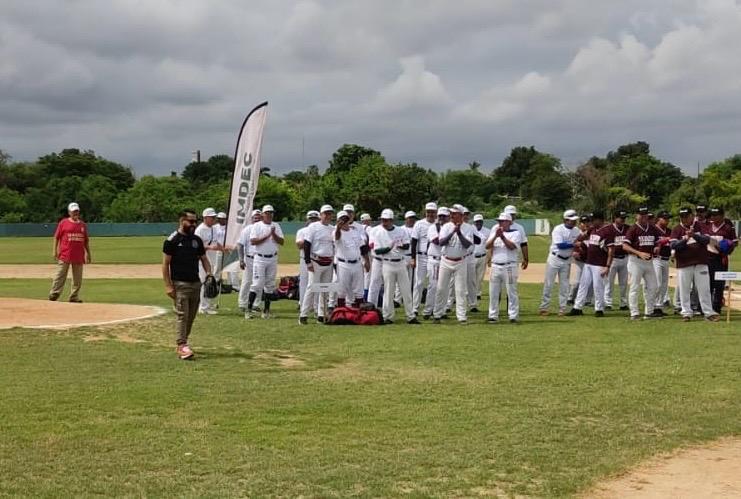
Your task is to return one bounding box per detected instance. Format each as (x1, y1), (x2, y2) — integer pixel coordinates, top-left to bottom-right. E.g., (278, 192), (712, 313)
(715, 272), (740, 281)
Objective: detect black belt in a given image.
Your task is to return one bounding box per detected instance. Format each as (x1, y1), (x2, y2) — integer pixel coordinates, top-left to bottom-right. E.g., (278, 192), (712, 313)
(417, 251), (427, 255)
(613, 255), (626, 259)
(475, 253), (486, 258)
(337, 257), (358, 264)
(245, 255), (254, 259)
(493, 262), (516, 266)
(551, 252), (569, 261)
(428, 255), (440, 260)
(257, 253), (276, 258)
(375, 257), (402, 262)
(655, 256), (670, 261)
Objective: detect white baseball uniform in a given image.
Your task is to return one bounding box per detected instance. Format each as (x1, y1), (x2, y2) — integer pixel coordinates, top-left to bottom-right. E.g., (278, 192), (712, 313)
(237, 224), (255, 309)
(473, 225), (491, 300)
(424, 222), (443, 317)
(539, 223), (581, 313)
(487, 229), (522, 321)
(195, 222), (219, 312)
(411, 218), (433, 312)
(367, 225), (385, 308)
(299, 221), (335, 319)
(335, 225), (365, 303)
(433, 222), (475, 321)
(373, 225), (413, 321)
(249, 221), (283, 298)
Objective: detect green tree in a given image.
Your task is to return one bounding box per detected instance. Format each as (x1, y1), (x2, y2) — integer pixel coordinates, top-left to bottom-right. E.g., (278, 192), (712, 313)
(386, 163), (439, 213)
(339, 155), (392, 217)
(253, 177), (298, 220)
(0, 187), (27, 222)
(699, 155), (741, 217)
(182, 154), (234, 185)
(38, 149), (135, 191)
(0, 161), (45, 193)
(105, 176), (191, 222)
(327, 144), (383, 175)
(78, 175), (120, 222)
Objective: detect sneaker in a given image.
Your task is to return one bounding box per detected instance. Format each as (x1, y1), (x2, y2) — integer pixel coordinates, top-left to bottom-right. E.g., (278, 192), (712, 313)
(298, 317), (308, 325)
(653, 309), (667, 317)
(244, 311), (254, 319)
(470, 307), (479, 313)
(433, 318), (441, 324)
(407, 318), (420, 325)
(509, 319), (519, 324)
(177, 344), (194, 360)
(69, 299), (83, 303)
(487, 317), (498, 323)
(539, 310), (549, 317)
(630, 315), (641, 321)
(49, 294), (59, 301)
(648, 310), (664, 319)
(565, 308), (583, 316)
(620, 306), (629, 311)
(705, 315), (720, 322)
(595, 311), (604, 317)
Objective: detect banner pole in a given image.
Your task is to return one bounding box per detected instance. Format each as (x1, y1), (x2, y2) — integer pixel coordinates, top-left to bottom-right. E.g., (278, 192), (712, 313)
(727, 283), (732, 324)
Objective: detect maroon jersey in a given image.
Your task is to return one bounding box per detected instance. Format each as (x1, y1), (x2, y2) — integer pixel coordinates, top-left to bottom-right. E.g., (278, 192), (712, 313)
(702, 219), (738, 256)
(654, 224), (672, 258)
(670, 222), (710, 268)
(625, 223), (661, 254)
(603, 223), (629, 257)
(580, 225), (612, 267)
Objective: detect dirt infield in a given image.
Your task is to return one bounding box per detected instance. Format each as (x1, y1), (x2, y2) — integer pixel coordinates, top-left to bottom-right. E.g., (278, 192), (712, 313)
(0, 297), (166, 330)
(585, 437), (741, 498)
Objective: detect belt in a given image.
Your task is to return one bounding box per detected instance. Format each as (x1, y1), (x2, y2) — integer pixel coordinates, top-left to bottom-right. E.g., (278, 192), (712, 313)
(337, 257), (359, 264)
(444, 256), (463, 262)
(493, 261), (516, 266)
(613, 255), (626, 259)
(428, 255), (441, 261)
(551, 252), (570, 261)
(245, 255), (254, 259)
(417, 251), (427, 255)
(475, 253), (486, 258)
(257, 253), (276, 258)
(382, 258), (402, 262)
(658, 256), (670, 261)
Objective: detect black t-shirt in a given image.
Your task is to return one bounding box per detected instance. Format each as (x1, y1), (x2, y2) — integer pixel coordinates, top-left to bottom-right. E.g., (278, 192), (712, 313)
(163, 231), (205, 282)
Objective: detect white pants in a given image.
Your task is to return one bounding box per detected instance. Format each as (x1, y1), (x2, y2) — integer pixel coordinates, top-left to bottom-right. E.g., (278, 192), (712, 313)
(250, 256), (277, 296)
(475, 254), (487, 297)
(489, 263), (519, 320)
(628, 256), (657, 317)
(412, 255), (430, 312)
(570, 260), (588, 302)
(199, 250), (221, 311)
(605, 256), (628, 308)
(298, 259), (317, 314)
(383, 261), (413, 321)
(466, 256), (478, 307)
(424, 257), (440, 316)
(653, 258), (670, 308)
(300, 262), (334, 318)
(434, 257), (468, 321)
(367, 258), (384, 307)
(575, 264), (606, 311)
(337, 260), (364, 303)
(678, 264), (715, 318)
(238, 256), (255, 308)
(327, 267), (339, 308)
(540, 254), (572, 312)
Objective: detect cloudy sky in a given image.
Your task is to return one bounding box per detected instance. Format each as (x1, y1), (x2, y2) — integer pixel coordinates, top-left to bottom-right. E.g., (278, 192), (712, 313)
(1, 0), (740, 176)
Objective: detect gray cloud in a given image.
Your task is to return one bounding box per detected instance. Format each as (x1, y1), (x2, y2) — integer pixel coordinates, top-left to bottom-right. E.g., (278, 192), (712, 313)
(0, 0), (739, 176)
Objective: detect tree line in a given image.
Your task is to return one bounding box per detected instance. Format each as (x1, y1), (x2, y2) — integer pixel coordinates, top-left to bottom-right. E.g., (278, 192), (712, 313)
(0, 143), (738, 224)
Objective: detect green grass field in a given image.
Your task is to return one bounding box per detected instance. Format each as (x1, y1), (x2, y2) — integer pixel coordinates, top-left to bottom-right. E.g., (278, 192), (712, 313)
(1, 278), (740, 497)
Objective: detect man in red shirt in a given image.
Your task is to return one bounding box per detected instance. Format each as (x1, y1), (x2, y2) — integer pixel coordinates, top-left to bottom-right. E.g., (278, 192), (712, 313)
(49, 202), (91, 302)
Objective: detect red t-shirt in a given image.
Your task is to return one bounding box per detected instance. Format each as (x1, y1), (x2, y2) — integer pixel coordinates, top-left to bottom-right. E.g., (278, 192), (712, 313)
(625, 223), (661, 253)
(54, 218), (89, 264)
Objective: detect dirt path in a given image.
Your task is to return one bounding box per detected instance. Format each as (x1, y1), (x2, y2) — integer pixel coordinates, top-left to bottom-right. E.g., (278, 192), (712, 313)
(585, 437), (741, 498)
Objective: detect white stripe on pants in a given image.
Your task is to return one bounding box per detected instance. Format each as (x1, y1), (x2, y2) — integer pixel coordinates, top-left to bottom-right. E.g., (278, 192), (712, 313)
(652, 258), (670, 308)
(604, 256), (628, 308)
(574, 264), (606, 311)
(540, 254), (571, 312)
(678, 264), (715, 318)
(424, 257), (440, 315)
(434, 257), (468, 321)
(300, 263), (333, 318)
(383, 261), (413, 321)
(489, 263), (519, 320)
(627, 256), (657, 316)
(337, 261), (364, 302)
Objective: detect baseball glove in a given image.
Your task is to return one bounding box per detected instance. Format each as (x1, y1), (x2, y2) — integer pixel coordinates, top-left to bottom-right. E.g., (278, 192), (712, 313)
(203, 274), (220, 298)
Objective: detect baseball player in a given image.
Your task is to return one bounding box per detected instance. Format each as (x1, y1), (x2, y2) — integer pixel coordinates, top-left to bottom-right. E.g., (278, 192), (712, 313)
(360, 213), (374, 296)
(245, 205), (284, 319)
(670, 207), (720, 322)
(566, 212), (612, 317)
(432, 205), (475, 324)
(299, 205), (336, 324)
(423, 207), (449, 319)
(334, 210), (370, 307)
(296, 210), (320, 309)
(195, 208), (223, 314)
(568, 215), (592, 304)
(652, 211), (673, 311)
(462, 207), (479, 312)
(411, 202), (437, 314)
(486, 212), (522, 323)
(366, 215), (386, 309)
(603, 210), (629, 311)
(539, 209), (581, 316)
(371, 209), (419, 324)
(502, 205), (529, 269)
(397, 211), (417, 307)
(703, 207), (738, 314)
(237, 209), (262, 311)
(472, 214), (491, 305)
(49, 202), (91, 303)
(622, 207), (663, 320)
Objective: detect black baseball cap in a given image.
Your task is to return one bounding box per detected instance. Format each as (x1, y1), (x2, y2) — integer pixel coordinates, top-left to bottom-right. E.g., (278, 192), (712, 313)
(678, 207), (693, 216)
(657, 211), (671, 219)
(614, 210), (627, 219)
(580, 214), (591, 223)
(696, 204), (707, 212)
(636, 207), (649, 215)
(709, 207), (724, 215)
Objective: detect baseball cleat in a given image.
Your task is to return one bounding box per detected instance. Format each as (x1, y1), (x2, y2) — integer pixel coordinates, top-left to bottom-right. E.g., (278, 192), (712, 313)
(487, 317), (498, 323)
(509, 319), (519, 324)
(177, 344), (194, 360)
(648, 310), (664, 319)
(317, 316), (325, 324)
(384, 319), (394, 325)
(244, 310), (254, 319)
(619, 306), (629, 311)
(407, 318), (420, 325)
(594, 311), (604, 317)
(538, 310), (549, 317)
(652, 309), (667, 317)
(605, 306), (612, 311)
(682, 316), (691, 322)
(458, 320), (468, 326)
(470, 307), (479, 313)
(48, 294), (59, 301)
(630, 315), (640, 321)
(705, 315), (720, 322)
(69, 299), (83, 303)
(565, 308), (583, 316)
(298, 317), (308, 325)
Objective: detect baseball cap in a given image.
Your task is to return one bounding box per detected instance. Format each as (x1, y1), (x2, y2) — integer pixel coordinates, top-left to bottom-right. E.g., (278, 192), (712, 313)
(320, 204), (334, 213)
(360, 213), (371, 221)
(497, 212), (512, 221)
(579, 215), (591, 223)
(473, 214), (484, 222)
(696, 204), (707, 212)
(261, 205), (274, 213)
(251, 209), (262, 217)
(462, 206), (470, 214)
(657, 211), (671, 219)
(337, 210), (349, 220)
(306, 210), (320, 219)
(678, 207), (693, 216)
(380, 209), (394, 220)
(202, 208), (217, 217)
(563, 209), (579, 221)
(709, 207), (724, 215)
(217, 212), (227, 219)
(614, 210), (628, 219)
(67, 202), (80, 212)
(636, 207), (649, 215)
(438, 207), (450, 216)
(425, 202), (438, 211)
(404, 210), (417, 219)
(504, 205), (517, 215)
(343, 204), (355, 212)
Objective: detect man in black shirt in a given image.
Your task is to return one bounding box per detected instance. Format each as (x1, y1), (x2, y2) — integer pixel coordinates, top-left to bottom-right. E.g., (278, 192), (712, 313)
(162, 209), (212, 360)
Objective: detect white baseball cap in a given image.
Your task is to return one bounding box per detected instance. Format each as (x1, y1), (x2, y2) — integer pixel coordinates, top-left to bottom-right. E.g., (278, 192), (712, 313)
(449, 206), (462, 214)
(306, 210), (320, 219)
(261, 205), (274, 213)
(473, 214), (484, 222)
(425, 202), (438, 211)
(67, 202), (80, 212)
(251, 209), (262, 216)
(497, 212), (512, 221)
(462, 206), (471, 214)
(563, 209), (579, 221)
(360, 213), (372, 221)
(504, 205), (517, 215)
(438, 207), (450, 216)
(337, 210), (349, 219)
(404, 210), (417, 219)
(217, 212), (227, 219)
(320, 204), (334, 213)
(202, 208), (217, 217)
(343, 204), (355, 212)
(380, 209), (394, 220)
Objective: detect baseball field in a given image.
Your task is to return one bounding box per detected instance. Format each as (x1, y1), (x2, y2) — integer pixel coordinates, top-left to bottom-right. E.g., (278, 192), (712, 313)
(1, 235), (740, 497)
